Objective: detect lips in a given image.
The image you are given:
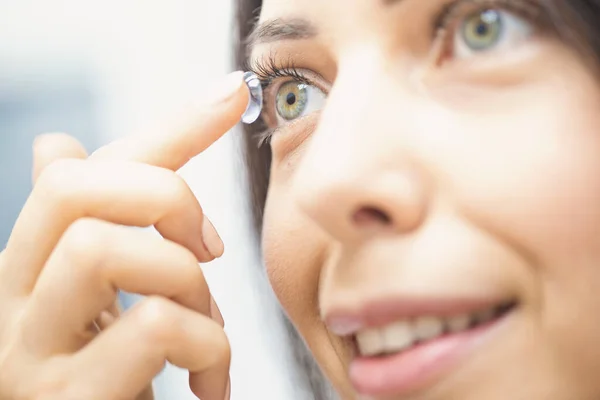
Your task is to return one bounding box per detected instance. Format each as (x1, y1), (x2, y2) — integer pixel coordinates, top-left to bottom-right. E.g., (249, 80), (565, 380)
(325, 296), (518, 397)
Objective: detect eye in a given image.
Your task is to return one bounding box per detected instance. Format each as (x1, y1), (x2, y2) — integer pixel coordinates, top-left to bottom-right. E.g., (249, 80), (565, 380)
(453, 8), (534, 59)
(274, 81), (326, 124)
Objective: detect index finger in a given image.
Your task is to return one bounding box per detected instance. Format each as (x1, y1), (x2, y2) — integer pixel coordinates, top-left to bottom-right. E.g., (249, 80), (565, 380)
(91, 71), (249, 171)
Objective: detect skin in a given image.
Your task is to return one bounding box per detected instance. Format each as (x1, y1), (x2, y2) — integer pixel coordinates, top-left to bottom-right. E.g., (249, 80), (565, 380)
(253, 0), (600, 399)
(3, 1), (600, 399)
(0, 71), (249, 400)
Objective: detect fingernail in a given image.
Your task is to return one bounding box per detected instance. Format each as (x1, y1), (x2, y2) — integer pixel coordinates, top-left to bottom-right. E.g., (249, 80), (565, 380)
(206, 71), (245, 104)
(202, 217), (224, 258)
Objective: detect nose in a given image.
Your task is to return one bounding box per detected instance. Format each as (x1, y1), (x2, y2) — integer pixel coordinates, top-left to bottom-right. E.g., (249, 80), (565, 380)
(292, 73), (430, 243)
(295, 162), (428, 242)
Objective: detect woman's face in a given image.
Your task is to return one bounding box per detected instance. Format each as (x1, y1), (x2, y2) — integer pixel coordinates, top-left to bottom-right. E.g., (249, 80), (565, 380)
(250, 0), (600, 399)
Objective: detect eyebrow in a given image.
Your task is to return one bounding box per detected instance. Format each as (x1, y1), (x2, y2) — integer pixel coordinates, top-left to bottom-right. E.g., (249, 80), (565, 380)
(246, 18), (317, 51)
(246, 0), (406, 52)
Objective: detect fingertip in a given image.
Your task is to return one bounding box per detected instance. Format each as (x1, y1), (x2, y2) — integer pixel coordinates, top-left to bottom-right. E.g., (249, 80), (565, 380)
(32, 132), (88, 185)
(204, 71), (248, 112)
(33, 133), (87, 156)
(211, 71), (250, 123)
(202, 217), (225, 259)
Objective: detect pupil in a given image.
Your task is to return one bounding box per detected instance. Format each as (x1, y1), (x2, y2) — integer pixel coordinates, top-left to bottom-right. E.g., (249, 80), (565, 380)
(476, 22), (489, 36)
(286, 93), (296, 106)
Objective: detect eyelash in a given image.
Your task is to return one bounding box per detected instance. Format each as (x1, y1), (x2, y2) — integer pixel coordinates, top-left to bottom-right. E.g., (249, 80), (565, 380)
(245, 54), (308, 146)
(250, 53), (312, 88)
(247, 0), (548, 147)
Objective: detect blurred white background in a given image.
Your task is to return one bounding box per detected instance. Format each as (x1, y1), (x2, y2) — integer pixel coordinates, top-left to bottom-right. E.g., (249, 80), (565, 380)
(0, 1), (305, 398)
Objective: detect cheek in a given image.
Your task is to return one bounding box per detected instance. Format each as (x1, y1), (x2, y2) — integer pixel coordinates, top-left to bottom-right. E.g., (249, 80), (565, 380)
(418, 60), (600, 285)
(452, 84), (600, 280)
(432, 67), (600, 378)
(262, 185), (356, 397)
(261, 186), (326, 326)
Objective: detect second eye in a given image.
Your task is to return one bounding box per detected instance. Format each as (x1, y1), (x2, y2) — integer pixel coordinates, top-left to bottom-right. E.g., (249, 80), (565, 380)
(275, 81), (326, 124)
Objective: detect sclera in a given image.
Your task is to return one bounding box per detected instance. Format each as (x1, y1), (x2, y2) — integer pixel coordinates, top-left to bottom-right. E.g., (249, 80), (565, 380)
(242, 71), (263, 124)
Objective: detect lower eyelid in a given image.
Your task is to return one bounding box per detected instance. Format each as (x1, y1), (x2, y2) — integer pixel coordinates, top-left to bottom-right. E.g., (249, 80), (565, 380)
(270, 113), (320, 152)
(261, 112), (320, 147)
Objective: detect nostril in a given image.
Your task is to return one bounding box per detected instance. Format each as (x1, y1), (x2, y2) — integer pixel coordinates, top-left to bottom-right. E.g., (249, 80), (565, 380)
(352, 206), (392, 228)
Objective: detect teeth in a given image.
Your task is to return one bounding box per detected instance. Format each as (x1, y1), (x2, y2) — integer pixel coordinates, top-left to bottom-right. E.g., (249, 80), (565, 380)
(355, 305), (509, 357)
(414, 317), (444, 341)
(356, 328), (384, 357)
(382, 321), (415, 353)
(447, 314), (471, 333)
(473, 308), (495, 325)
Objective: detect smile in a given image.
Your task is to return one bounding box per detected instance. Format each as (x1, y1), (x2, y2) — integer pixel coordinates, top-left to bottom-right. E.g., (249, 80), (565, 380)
(355, 301), (515, 357)
(327, 297), (518, 397)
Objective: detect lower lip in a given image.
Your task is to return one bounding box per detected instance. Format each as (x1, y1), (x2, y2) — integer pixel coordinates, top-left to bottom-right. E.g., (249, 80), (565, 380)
(349, 311), (512, 397)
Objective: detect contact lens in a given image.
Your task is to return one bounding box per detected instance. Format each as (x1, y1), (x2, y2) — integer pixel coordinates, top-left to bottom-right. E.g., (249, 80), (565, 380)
(242, 71), (263, 124)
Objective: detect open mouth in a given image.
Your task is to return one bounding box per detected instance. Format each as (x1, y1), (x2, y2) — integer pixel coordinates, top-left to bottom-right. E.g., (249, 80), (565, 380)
(348, 300), (518, 397)
(354, 301), (516, 357)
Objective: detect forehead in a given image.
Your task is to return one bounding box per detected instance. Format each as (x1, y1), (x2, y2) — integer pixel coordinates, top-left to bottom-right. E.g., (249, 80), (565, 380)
(259, 0), (405, 16)
(260, 0), (332, 20)
(259, 0), (419, 21)
(253, 0), (433, 53)
(258, 0), (400, 28)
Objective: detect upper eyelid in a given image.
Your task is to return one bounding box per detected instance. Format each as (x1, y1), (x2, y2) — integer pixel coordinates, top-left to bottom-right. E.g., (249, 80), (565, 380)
(435, 0), (546, 31)
(259, 72), (313, 89)
(248, 58), (330, 92)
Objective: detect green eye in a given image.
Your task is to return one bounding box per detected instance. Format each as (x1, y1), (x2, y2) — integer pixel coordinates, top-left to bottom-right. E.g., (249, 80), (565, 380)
(276, 81), (309, 121)
(461, 9), (502, 51)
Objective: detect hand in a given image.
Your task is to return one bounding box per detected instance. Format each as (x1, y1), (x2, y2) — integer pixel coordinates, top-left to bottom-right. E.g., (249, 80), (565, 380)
(0, 71), (248, 400)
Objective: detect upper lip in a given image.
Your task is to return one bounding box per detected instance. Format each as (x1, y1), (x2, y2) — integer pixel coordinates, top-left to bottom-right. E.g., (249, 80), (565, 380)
(324, 295), (513, 336)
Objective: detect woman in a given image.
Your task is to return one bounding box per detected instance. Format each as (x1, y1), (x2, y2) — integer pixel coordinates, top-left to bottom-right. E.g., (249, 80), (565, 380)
(2, 0), (600, 398)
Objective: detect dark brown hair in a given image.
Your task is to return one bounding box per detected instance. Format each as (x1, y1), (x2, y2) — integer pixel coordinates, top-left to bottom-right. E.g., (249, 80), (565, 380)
(231, 0), (600, 397)
(232, 2), (335, 398)
(234, 0), (272, 238)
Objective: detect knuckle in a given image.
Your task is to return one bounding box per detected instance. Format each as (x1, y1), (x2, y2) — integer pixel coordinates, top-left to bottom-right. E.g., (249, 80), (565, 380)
(179, 248), (205, 282)
(213, 332), (231, 362)
(134, 297), (178, 343)
(199, 324), (231, 368)
(166, 245), (210, 312)
(160, 170), (195, 208)
(182, 247), (202, 271)
(216, 325), (231, 354)
(60, 218), (110, 272)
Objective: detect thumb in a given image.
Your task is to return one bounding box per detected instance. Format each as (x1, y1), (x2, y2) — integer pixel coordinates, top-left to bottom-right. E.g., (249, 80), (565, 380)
(32, 133), (89, 185)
